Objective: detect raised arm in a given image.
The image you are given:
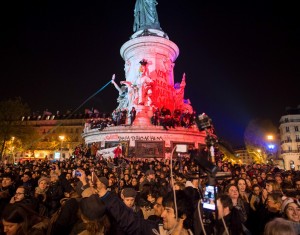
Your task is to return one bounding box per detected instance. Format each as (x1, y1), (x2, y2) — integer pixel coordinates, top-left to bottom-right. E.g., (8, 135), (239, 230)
(111, 74), (122, 93)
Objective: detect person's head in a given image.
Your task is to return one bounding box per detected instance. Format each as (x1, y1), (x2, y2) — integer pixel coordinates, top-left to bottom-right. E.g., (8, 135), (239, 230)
(294, 178), (300, 190)
(50, 173), (59, 184)
(252, 177), (258, 185)
(252, 184), (262, 196)
(237, 178), (247, 193)
(65, 173), (72, 181)
(13, 186), (31, 202)
(217, 194), (233, 219)
(2, 204), (43, 235)
(153, 196), (164, 217)
(281, 198), (300, 222)
(261, 171), (267, 180)
(274, 174), (283, 185)
(131, 177), (138, 187)
(22, 172), (31, 182)
(145, 169), (155, 181)
(37, 177), (49, 190)
(263, 217), (296, 235)
(2, 173), (14, 188)
(266, 191), (283, 212)
(161, 190), (193, 232)
(265, 179), (281, 193)
(79, 194), (110, 235)
(124, 174), (130, 181)
(121, 188), (137, 208)
(174, 181), (185, 190)
(225, 184), (239, 200)
(96, 177), (108, 190)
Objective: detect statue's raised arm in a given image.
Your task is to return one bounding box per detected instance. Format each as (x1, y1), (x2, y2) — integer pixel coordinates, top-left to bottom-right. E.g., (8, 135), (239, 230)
(133, 0), (161, 32)
(111, 74), (122, 94)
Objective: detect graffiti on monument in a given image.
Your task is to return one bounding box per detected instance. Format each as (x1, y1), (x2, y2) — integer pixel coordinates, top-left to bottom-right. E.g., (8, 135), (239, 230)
(105, 134), (164, 142)
(135, 141), (164, 158)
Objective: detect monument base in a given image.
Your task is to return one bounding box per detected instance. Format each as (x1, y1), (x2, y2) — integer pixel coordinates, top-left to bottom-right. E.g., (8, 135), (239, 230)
(132, 105), (153, 126)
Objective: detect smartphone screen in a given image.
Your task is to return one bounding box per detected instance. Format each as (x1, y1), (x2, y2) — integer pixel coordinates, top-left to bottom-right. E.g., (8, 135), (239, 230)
(202, 185), (217, 210)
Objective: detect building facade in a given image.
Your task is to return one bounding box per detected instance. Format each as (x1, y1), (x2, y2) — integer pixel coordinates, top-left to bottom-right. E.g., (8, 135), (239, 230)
(18, 113), (86, 160)
(279, 105), (300, 170)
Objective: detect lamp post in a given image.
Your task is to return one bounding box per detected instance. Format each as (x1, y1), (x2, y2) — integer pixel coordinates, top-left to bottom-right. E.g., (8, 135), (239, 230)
(265, 134), (276, 164)
(59, 135), (65, 159)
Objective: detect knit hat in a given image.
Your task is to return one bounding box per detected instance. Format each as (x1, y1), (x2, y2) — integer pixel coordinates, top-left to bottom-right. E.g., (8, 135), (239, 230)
(38, 176), (50, 185)
(122, 187), (137, 198)
(80, 194), (105, 220)
(281, 197), (294, 213)
(99, 177), (108, 188)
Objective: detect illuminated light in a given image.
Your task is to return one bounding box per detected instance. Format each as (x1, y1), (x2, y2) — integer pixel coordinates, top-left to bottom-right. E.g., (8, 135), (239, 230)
(267, 135), (274, 140)
(268, 144), (275, 150)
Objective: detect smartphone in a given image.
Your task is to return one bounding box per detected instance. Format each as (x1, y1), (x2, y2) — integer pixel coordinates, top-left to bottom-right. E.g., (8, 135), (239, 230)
(202, 185), (217, 210)
(72, 170), (81, 177)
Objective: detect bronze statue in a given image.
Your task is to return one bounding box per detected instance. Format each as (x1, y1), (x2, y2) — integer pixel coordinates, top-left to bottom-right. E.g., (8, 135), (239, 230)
(133, 0), (161, 32)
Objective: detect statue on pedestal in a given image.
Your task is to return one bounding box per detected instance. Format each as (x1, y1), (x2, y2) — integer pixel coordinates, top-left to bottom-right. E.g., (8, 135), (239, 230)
(133, 0), (161, 32)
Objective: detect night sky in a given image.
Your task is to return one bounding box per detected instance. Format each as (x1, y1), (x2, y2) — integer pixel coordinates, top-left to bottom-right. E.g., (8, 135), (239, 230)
(0, 0), (299, 147)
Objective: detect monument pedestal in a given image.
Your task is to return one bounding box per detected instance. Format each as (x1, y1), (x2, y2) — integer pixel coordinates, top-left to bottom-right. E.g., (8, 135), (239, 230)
(132, 105), (153, 126)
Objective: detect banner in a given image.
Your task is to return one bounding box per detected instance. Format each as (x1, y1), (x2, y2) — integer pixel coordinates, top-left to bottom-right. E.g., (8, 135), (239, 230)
(96, 146), (120, 159)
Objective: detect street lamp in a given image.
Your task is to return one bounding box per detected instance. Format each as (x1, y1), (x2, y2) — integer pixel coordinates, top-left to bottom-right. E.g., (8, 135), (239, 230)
(265, 134), (276, 163)
(59, 136), (65, 150)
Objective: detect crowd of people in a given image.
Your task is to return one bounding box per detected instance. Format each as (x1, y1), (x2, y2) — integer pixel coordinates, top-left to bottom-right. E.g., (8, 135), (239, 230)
(0, 144), (299, 235)
(85, 105), (197, 132)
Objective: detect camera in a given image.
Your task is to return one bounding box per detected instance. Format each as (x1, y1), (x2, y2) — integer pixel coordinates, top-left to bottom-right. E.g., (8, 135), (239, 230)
(202, 185), (217, 211)
(52, 166), (56, 170)
(72, 170), (81, 177)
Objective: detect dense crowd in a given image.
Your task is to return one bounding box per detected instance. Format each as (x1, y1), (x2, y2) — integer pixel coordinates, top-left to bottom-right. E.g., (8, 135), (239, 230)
(0, 145), (299, 235)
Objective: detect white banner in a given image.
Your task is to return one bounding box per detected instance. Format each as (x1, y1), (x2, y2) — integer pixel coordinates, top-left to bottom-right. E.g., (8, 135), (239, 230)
(96, 146), (118, 159)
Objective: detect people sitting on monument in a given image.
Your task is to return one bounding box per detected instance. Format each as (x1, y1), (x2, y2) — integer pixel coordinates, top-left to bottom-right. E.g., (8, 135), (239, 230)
(180, 109), (191, 128)
(151, 107), (160, 126)
(129, 106), (136, 125)
(160, 106), (174, 130)
(173, 109), (182, 127)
